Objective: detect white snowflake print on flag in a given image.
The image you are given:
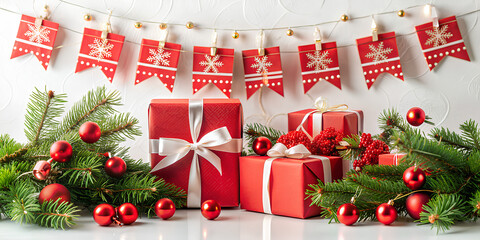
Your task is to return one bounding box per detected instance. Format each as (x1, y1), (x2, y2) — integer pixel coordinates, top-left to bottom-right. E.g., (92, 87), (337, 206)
(242, 46), (283, 99)
(192, 46), (234, 98)
(75, 28), (125, 82)
(356, 32), (404, 89)
(298, 42), (341, 93)
(415, 16), (470, 71)
(200, 55), (224, 73)
(11, 15), (59, 70)
(135, 39), (181, 90)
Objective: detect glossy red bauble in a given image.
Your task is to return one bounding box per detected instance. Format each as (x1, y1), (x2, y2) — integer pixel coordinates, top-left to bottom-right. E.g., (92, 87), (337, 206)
(403, 166), (426, 190)
(33, 160), (52, 180)
(406, 193), (430, 220)
(337, 203), (359, 226)
(376, 202), (398, 225)
(93, 203), (116, 226)
(50, 140), (73, 163)
(105, 157), (127, 178)
(79, 121), (102, 143)
(252, 137), (272, 156)
(201, 200), (221, 220)
(155, 198), (176, 220)
(117, 203), (138, 225)
(406, 107), (426, 127)
(38, 183), (71, 205)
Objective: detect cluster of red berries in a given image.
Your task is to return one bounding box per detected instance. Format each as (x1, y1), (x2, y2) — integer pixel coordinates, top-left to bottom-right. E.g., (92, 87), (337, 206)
(277, 131), (313, 151)
(353, 133), (389, 171)
(311, 127), (343, 156)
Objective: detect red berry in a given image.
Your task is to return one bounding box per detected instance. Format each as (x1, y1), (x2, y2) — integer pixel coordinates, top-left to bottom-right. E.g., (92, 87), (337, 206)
(311, 128), (343, 156)
(277, 131), (313, 152)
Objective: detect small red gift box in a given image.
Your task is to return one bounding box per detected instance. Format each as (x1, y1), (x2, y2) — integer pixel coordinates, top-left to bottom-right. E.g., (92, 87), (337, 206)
(378, 154), (405, 166)
(240, 155), (347, 218)
(149, 99), (243, 208)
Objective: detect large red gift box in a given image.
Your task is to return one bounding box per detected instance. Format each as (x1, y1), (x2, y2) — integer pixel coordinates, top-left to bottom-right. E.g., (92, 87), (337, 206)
(240, 155), (347, 218)
(288, 109), (363, 139)
(378, 154), (405, 166)
(149, 99), (243, 208)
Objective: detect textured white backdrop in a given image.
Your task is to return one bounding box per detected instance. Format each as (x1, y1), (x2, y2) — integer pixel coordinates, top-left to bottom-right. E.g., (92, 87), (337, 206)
(0, 0), (479, 162)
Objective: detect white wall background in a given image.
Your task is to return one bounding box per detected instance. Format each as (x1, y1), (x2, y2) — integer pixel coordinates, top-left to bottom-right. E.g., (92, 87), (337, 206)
(0, 0), (479, 162)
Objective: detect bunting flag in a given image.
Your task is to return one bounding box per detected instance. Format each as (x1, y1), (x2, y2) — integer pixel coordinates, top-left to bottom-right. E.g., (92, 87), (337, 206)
(356, 32), (404, 89)
(298, 42), (341, 93)
(135, 39), (181, 91)
(11, 15), (59, 70)
(415, 16), (470, 71)
(75, 28), (125, 82)
(242, 46), (284, 99)
(192, 46), (234, 97)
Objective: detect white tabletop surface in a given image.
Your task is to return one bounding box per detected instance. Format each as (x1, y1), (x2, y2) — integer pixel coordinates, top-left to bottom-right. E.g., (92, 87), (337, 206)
(1, 208), (479, 240)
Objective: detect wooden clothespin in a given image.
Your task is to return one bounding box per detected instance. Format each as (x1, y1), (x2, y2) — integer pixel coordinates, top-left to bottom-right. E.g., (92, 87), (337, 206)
(371, 15), (378, 41)
(35, 5), (50, 28)
(424, 4), (439, 28)
(159, 28), (168, 49)
(257, 30), (265, 56)
(314, 27), (322, 51)
(210, 30), (218, 56)
(101, 10), (113, 39)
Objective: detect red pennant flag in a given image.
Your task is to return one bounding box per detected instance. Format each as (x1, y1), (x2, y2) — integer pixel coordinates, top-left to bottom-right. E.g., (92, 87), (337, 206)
(135, 39), (181, 91)
(298, 42), (341, 93)
(242, 46), (283, 99)
(356, 32), (404, 89)
(75, 28), (125, 82)
(11, 15), (59, 70)
(415, 16), (470, 71)
(192, 46), (234, 97)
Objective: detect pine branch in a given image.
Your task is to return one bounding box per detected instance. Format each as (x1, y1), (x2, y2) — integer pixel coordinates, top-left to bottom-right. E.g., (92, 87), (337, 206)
(460, 120), (480, 150)
(58, 151), (103, 187)
(430, 127), (472, 152)
(418, 194), (468, 234)
(0, 148), (28, 164)
(99, 113), (141, 140)
(1, 181), (40, 224)
(244, 123), (284, 154)
(24, 89), (66, 145)
(0, 161), (32, 190)
(37, 200), (80, 229)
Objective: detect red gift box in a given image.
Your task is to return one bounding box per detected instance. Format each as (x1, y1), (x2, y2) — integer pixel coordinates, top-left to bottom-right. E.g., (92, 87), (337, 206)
(240, 155), (347, 218)
(149, 99), (243, 208)
(378, 154), (405, 166)
(288, 109), (363, 139)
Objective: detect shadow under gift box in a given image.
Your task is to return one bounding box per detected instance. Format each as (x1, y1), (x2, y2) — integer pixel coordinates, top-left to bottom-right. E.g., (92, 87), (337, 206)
(149, 99), (243, 208)
(288, 109), (363, 138)
(239, 155), (347, 218)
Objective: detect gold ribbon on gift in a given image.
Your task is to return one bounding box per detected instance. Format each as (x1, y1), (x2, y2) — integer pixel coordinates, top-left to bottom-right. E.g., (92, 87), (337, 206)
(296, 97), (362, 140)
(149, 99), (242, 208)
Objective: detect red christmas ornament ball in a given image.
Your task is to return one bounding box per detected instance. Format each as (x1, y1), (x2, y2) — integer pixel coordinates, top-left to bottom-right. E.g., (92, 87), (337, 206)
(376, 202), (398, 225)
(201, 200), (221, 220)
(155, 198), (176, 220)
(105, 157), (127, 178)
(33, 160), (52, 180)
(50, 140), (73, 163)
(38, 183), (71, 205)
(93, 203), (116, 226)
(117, 203), (138, 225)
(337, 203), (359, 226)
(79, 121), (102, 143)
(406, 107), (426, 127)
(403, 166), (426, 190)
(252, 137), (272, 156)
(406, 193), (430, 220)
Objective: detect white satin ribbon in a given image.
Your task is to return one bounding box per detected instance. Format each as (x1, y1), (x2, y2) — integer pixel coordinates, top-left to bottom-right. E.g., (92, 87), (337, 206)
(150, 99), (240, 208)
(296, 97), (363, 140)
(261, 143), (332, 214)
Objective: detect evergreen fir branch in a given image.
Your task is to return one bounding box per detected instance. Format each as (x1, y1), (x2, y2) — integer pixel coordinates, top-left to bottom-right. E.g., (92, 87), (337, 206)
(467, 151), (480, 175)
(1, 181), (40, 224)
(24, 89), (66, 144)
(418, 194), (468, 234)
(52, 86), (121, 140)
(430, 127), (472, 152)
(0, 148), (28, 164)
(339, 134), (363, 161)
(347, 174), (410, 197)
(37, 200), (80, 229)
(99, 113), (141, 141)
(69, 180), (114, 203)
(0, 161), (32, 190)
(378, 108), (411, 134)
(361, 165), (409, 181)
(58, 151), (103, 187)
(0, 134), (23, 158)
(460, 120), (480, 150)
(244, 123), (284, 145)
(469, 190), (480, 219)
(424, 174), (468, 194)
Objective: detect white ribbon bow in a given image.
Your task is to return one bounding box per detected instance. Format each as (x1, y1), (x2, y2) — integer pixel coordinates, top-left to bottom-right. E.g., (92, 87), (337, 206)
(150, 100), (233, 208)
(266, 143), (311, 159)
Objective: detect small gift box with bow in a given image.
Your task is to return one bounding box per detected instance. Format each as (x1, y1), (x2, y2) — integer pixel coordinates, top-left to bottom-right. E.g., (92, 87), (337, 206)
(288, 97), (363, 140)
(149, 99), (243, 208)
(239, 143), (349, 218)
(379, 153), (405, 166)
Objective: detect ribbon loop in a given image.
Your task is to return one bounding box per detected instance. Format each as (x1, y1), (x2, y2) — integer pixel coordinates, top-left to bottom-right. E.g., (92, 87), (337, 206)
(267, 143), (311, 159)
